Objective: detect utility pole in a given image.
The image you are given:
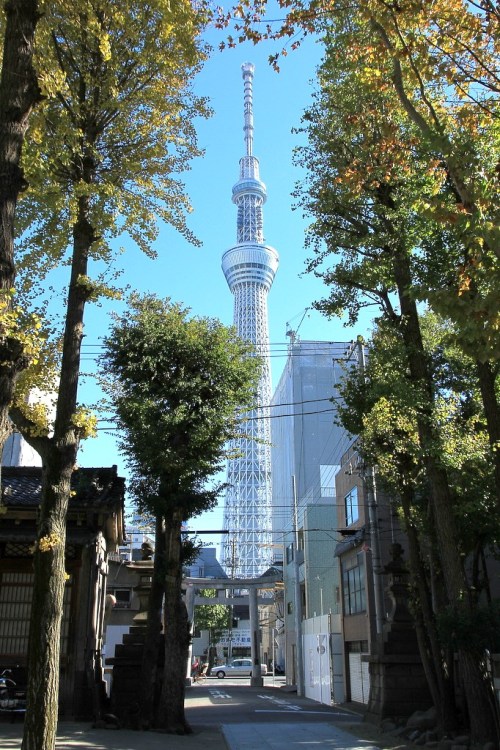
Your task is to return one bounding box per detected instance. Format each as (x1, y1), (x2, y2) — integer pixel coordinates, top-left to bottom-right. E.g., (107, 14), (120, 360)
(355, 338), (385, 637)
(292, 475), (304, 696)
(226, 537), (238, 661)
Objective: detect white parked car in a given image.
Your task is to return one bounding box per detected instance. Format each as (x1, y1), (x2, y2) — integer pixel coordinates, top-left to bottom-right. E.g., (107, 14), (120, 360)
(210, 658), (268, 678)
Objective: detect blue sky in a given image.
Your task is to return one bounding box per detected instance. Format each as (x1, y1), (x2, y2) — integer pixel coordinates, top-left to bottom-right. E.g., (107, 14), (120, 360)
(76, 25), (373, 542)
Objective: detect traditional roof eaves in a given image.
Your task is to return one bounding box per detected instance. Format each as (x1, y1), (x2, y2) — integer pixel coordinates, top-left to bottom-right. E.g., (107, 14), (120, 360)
(334, 526), (366, 557)
(1, 465), (125, 511)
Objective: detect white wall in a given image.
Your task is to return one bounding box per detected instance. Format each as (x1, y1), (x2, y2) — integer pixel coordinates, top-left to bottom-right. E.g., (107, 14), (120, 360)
(102, 624), (130, 695)
(302, 613), (344, 705)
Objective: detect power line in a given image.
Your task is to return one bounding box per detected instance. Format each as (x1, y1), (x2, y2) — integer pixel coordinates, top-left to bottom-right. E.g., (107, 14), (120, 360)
(95, 405), (342, 430)
(79, 342), (356, 361)
(81, 341), (353, 349)
(92, 394), (345, 429)
(246, 407), (338, 421)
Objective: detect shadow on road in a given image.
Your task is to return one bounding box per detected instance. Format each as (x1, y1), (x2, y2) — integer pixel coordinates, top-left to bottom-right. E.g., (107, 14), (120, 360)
(0, 722), (226, 750)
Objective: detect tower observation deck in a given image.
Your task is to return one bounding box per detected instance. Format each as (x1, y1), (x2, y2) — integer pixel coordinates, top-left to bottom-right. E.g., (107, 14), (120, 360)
(221, 63), (279, 578)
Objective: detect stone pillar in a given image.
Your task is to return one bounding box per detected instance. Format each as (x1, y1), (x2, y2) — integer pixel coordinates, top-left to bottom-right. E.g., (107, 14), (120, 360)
(185, 584), (196, 685)
(108, 560), (155, 725)
(249, 586), (263, 687)
(365, 543), (431, 723)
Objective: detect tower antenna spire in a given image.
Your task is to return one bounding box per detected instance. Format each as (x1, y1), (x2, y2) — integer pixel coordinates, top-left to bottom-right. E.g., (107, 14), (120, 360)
(242, 62), (254, 157)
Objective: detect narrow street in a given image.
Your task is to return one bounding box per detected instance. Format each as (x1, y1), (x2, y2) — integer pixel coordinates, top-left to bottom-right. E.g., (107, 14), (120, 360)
(0, 682), (418, 750)
(187, 679), (362, 727)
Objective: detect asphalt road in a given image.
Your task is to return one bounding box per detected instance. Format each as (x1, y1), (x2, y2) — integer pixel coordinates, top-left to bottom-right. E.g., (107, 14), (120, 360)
(186, 678), (364, 728)
(0, 681), (388, 750)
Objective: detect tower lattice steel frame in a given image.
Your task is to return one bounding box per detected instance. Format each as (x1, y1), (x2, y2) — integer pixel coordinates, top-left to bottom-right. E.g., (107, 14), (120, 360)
(221, 63), (279, 578)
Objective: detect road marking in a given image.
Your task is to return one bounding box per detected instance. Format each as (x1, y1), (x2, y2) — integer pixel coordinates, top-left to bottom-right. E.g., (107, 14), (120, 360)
(208, 689), (231, 699)
(257, 695), (290, 704)
(255, 709), (339, 714)
(257, 695), (301, 710)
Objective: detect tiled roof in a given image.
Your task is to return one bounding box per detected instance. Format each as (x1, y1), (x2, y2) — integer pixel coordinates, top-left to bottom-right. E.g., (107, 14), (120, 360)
(1, 465), (125, 509)
(261, 563), (283, 578)
(2, 469), (42, 506)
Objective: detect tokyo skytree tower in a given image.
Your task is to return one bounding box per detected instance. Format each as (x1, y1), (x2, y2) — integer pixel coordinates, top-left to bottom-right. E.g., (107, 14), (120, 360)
(221, 63), (279, 579)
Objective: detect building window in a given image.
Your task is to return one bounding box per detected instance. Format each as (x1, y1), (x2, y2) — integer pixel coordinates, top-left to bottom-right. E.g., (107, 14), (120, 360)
(298, 529), (304, 551)
(320, 464), (338, 498)
(346, 640), (369, 653)
(345, 486), (359, 526)
(287, 601), (293, 614)
(112, 589), (131, 609)
(343, 553), (366, 615)
(301, 586), (306, 610)
(286, 544), (294, 564)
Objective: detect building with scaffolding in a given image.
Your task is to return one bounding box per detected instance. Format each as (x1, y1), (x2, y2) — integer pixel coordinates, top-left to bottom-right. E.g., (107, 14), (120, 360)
(270, 338), (353, 700)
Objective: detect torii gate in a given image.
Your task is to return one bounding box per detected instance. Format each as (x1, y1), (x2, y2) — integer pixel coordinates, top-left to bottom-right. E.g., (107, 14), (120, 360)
(184, 571), (282, 686)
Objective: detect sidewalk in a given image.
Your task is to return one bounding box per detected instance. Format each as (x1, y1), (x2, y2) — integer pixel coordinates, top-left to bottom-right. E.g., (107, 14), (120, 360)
(0, 720), (383, 750)
(222, 722), (382, 749)
(0, 722), (226, 750)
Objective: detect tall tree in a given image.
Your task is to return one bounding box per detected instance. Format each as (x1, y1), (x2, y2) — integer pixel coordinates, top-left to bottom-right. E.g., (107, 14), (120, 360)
(7, 5), (211, 749)
(195, 590), (230, 667)
(338, 319), (499, 731)
(293, 33), (500, 742)
(101, 294), (261, 732)
(0, 0), (42, 477)
(221, 0), (500, 499)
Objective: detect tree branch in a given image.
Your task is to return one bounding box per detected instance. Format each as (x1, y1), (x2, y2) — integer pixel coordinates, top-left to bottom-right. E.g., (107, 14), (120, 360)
(9, 405), (51, 461)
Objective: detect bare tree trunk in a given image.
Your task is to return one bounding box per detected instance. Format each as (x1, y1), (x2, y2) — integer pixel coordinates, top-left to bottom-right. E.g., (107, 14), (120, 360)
(156, 509), (191, 734)
(475, 360), (500, 506)
(22, 197), (94, 750)
(0, 0), (41, 474)
(139, 514), (165, 729)
(21, 459), (69, 750)
(399, 486), (457, 733)
(392, 247), (500, 745)
(459, 650), (500, 742)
